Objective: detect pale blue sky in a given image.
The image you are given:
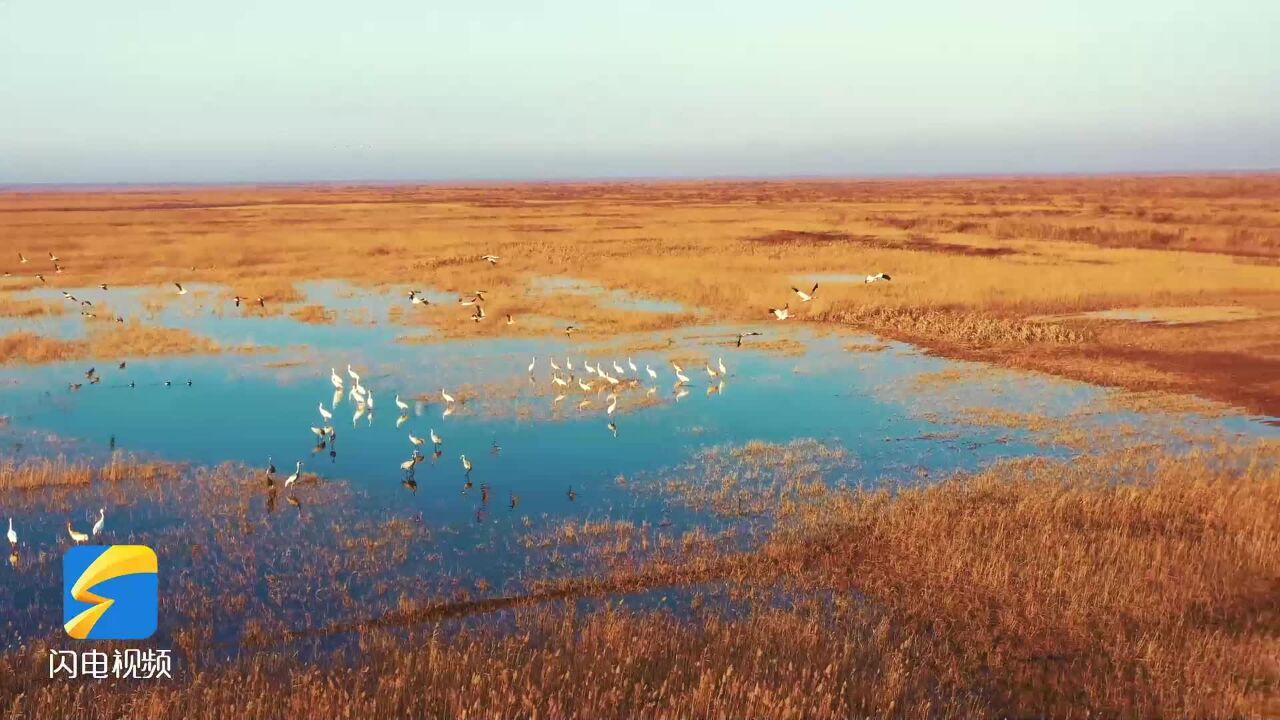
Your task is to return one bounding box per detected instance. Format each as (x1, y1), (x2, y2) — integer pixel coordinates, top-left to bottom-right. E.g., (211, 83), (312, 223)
(1, 0), (1277, 183)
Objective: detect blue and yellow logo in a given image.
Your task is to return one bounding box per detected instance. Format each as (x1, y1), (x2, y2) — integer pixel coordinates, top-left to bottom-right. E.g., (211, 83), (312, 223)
(63, 545), (158, 640)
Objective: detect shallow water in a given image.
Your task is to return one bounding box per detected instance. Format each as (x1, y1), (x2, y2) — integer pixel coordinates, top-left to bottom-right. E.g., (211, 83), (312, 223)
(0, 281), (1275, 652)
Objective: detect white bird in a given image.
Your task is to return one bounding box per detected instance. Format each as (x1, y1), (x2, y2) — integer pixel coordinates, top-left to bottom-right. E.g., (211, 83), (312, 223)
(672, 361), (684, 374)
(718, 357), (727, 375)
(284, 461), (302, 488)
(675, 388), (690, 401)
(92, 508), (105, 537)
(674, 367), (691, 385)
(396, 414), (408, 428)
(6, 518), (15, 547)
(67, 522), (89, 544)
(606, 394), (618, 415)
(352, 405), (365, 426)
(646, 364), (657, 380)
(366, 389), (374, 410)
(550, 358), (561, 371)
(461, 454), (473, 473)
(48, 251), (59, 262)
(769, 304), (790, 320)
(566, 358), (574, 371)
(395, 394), (410, 413)
(706, 364), (719, 379)
(480, 255), (500, 265)
(583, 361), (596, 375)
(318, 403), (333, 422)
(442, 406), (454, 419)
(552, 375), (568, 387)
(311, 426), (327, 438)
(612, 361), (625, 376)
(528, 357), (536, 374)
(409, 291), (430, 306)
(400, 456), (419, 472)
(430, 428), (442, 445)
(174, 283), (188, 296)
(865, 273), (892, 284)
(553, 393), (566, 404)
(603, 373), (620, 386)
(17, 252), (27, 264)
(578, 378), (593, 391)
(441, 388), (455, 404)
(330, 368), (344, 389)
(347, 364), (361, 384)
(792, 283), (818, 302)
(409, 432), (425, 447)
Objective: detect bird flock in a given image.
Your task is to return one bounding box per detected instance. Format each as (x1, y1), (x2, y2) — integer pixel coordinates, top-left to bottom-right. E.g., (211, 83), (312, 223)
(3, 245), (895, 548)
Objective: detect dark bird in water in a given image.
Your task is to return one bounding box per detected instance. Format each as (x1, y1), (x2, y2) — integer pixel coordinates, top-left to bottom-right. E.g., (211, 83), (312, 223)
(84, 368), (96, 379)
(128, 381), (136, 388)
(509, 492), (520, 510)
(99, 284), (109, 291)
(118, 361), (127, 370)
(69, 383), (82, 391)
(265, 457), (276, 488)
(566, 486), (576, 502)
(186, 380), (193, 386)
(164, 380), (172, 387)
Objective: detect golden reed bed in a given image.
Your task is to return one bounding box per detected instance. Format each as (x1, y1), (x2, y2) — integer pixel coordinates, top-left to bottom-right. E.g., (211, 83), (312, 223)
(2, 174), (1278, 414)
(1, 440), (1276, 719)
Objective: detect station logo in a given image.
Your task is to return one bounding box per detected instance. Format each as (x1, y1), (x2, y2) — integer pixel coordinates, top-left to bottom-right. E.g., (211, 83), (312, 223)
(63, 545), (158, 640)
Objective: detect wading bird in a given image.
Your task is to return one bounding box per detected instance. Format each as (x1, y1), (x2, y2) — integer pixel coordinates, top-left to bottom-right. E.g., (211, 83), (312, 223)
(718, 357), (727, 375)
(528, 357), (536, 374)
(460, 454), (473, 475)
(646, 364), (657, 379)
(284, 461), (302, 488)
(67, 522), (89, 544)
(330, 368), (343, 389)
(92, 508), (105, 537)
(578, 377), (593, 391)
(6, 518), (15, 548)
(318, 403), (333, 422)
(865, 273), (891, 284)
(347, 364), (361, 385)
(409, 432), (425, 448)
(395, 394), (410, 413)
(266, 457), (276, 487)
(792, 283), (818, 302)
(606, 393), (618, 416)
(430, 428), (442, 446)
(441, 388), (455, 404)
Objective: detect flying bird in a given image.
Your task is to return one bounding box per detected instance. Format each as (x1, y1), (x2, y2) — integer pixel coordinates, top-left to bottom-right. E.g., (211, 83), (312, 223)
(174, 283), (188, 295)
(791, 283), (818, 302)
(480, 255), (500, 265)
(865, 273), (892, 284)
(769, 304), (790, 320)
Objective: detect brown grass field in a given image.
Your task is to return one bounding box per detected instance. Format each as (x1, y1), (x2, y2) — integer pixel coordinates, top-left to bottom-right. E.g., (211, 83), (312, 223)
(2, 174), (1278, 414)
(2, 175), (1279, 718)
(0, 440), (1276, 719)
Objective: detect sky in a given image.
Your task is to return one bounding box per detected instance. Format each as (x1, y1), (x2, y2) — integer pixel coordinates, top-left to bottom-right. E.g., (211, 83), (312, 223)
(1, 0), (1278, 183)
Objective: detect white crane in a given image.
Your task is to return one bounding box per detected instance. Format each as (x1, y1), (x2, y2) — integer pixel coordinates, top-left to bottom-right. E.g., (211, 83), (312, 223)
(284, 461), (302, 488)
(318, 403), (333, 422)
(441, 388), (455, 404)
(409, 432), (426, 448)
(6, 518), (15, 547)
(627, 357), (638, 373)
(461, 454), (473, 474)
(430, 428), (442, 446)
(528, 357), (536, 374)
(792, 283), (818, 302)
(347, 364), (361, 384)
(646, 364), (658, 380)
(330, 368), (344, 389)
(92, 508), (105, 537)
(395, 394), (410, 413)
(66, 522), (89, 544)
(606, 393), (618, 416)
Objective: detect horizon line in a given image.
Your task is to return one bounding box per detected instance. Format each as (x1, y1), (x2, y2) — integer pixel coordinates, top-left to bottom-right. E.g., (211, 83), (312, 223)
(2, 167), (1278, 193)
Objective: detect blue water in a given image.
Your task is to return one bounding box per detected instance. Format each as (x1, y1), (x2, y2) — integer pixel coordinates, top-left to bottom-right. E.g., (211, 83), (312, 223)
(0, 281), (1274, 653)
